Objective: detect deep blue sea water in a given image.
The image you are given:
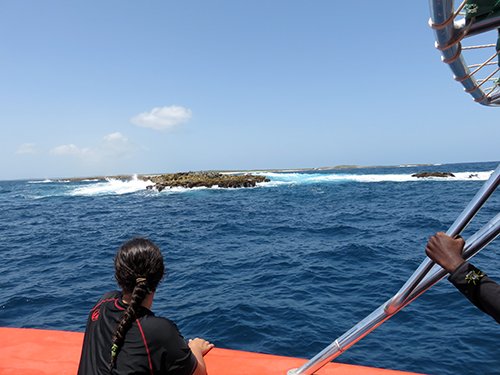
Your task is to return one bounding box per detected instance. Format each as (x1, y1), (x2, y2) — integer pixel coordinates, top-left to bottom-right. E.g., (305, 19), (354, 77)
(0, 161), (499, 375)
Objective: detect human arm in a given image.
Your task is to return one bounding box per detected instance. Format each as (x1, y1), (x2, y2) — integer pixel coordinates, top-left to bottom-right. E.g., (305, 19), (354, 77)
(145, 317), (214, 375)
(189, 338), (214, 375)
(448, 262), (500, 323)
(425, 232), (500, 323)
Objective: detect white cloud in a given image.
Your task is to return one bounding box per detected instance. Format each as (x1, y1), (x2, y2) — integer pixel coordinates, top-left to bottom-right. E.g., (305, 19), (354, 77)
(100, 132), (134, 158)
(50, 133), (135, 162)
(50, 144), (91, 157)
(16, 143), (37, 154)
(103, 132), (127, 142)
(130, 105), (192, 130)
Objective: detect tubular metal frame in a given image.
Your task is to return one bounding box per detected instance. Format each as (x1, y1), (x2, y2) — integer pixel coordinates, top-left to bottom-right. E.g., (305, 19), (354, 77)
(429, 0), (500, 106)
(288, 165), (500, 375)
(389, 165), (500, 310)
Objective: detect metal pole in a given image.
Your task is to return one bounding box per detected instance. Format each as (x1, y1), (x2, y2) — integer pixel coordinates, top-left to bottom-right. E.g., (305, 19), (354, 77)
(288, 165), (499, 375)
(388, 165), (500, 312)
(429, 0), (492, 104)
(410, 212), (500, 298)
(288, 213), (500, 375)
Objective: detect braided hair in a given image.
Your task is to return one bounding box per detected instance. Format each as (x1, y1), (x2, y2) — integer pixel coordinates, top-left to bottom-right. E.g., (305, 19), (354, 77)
(109, 238), (165, 372)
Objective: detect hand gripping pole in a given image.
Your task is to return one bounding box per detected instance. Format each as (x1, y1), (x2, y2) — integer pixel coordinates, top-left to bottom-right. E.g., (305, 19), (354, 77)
(288, 165), (499, 375)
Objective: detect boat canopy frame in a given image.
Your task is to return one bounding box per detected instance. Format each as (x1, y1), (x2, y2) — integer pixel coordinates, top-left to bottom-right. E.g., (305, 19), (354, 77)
(429, 0), (500, 105)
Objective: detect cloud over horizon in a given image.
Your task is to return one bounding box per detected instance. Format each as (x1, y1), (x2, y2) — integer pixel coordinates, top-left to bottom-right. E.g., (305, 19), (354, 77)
(130, 105), (192, 130)
(50, 132), (135, 163)
(51, 144), (91, 157)
(16, 143), (37, 155)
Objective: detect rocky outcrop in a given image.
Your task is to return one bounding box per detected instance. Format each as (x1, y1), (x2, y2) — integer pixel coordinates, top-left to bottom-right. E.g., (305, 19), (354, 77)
(143, 172), (269, 191)
(411, 172), (455, 178)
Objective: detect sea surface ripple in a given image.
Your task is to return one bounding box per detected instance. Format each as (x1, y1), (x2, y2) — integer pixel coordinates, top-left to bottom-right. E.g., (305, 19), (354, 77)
(0, 161), (499, 375)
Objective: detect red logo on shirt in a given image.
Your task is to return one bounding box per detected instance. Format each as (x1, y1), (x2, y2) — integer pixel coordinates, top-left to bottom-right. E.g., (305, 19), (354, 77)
(91, 308), (100, 321)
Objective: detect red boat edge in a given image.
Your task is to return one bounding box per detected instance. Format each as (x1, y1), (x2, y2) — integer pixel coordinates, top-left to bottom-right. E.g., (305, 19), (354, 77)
(0, 327), (424, 375)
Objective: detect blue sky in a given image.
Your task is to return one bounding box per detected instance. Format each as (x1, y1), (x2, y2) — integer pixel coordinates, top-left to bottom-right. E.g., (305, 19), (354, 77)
(1, 1), (498, 180)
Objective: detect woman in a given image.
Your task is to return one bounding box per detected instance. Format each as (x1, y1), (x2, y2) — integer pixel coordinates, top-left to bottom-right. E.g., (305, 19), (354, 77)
(78, 238), (214, 374)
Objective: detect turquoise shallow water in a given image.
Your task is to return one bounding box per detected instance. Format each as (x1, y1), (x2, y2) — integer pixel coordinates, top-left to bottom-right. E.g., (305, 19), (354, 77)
(0, 161), (499, 375)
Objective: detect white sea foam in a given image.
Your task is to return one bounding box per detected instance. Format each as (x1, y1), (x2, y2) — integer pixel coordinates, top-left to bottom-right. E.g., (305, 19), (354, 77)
(60, 169), (494, 196)
(69, 175), (152, 196)
(157, 184), (261, 193)
(28, 179), (54, 184)
(28, 179), (72, 184)
(449, 171), (493, 180)
(158, 186), (214, 194)
(254, 170), (494, 185)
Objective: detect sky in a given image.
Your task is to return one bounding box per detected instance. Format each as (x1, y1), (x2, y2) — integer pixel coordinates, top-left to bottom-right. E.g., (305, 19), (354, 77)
(0, 1), (498, 180)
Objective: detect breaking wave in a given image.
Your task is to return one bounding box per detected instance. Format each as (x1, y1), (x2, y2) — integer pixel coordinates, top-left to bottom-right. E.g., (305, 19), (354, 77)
(28, 179), (71, 184)
(255, 170), (494, 186)
(29, 169), (494, 197)
(28, 179), (54, 184)
(69, 176), (152, 196)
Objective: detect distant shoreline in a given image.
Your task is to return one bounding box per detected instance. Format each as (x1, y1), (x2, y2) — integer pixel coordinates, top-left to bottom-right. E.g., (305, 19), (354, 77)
(52, 163), (440, 182)
(5, 160), (498, 182)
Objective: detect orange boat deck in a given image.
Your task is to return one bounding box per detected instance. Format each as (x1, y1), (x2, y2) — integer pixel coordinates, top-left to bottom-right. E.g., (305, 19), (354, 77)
(0, 328), (424, 375)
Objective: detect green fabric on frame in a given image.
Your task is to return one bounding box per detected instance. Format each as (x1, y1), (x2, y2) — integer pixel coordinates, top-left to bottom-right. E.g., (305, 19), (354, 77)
(465, 0), (500, 20)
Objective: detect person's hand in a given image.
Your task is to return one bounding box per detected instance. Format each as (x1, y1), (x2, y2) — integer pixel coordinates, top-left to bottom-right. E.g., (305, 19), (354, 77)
(188, 338), (214, 356)
(425, 232), (465, 273)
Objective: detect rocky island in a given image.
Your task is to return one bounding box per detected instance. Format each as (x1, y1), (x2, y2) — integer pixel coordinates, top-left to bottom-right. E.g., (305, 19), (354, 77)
(142, 171), (269, 191)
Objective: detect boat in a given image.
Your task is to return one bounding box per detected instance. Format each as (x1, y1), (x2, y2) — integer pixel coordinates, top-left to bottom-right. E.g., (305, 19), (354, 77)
(0, 327), (421, 375)
(1, 2), (499, 374)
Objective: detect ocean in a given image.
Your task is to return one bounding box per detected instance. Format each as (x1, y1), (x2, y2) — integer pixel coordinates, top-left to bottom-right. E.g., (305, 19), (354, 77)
(0, 161), (499, 375)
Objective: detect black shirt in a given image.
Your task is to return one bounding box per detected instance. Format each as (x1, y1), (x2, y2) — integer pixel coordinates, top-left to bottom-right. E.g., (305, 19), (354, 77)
(78, 291), (197, 375)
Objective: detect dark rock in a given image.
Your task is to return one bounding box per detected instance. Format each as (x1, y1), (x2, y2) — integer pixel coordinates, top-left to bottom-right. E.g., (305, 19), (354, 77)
(141, 172), (270, 190)
(411, 172), (455, 178)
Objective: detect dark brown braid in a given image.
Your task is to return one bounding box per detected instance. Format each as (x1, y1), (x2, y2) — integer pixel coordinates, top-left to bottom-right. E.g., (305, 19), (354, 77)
(109, 238), (165, 372)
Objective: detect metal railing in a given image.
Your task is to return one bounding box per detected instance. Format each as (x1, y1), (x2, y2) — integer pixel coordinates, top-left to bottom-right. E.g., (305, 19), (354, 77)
(429, 0), (500, 106)
(288, 164), (500, 375)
